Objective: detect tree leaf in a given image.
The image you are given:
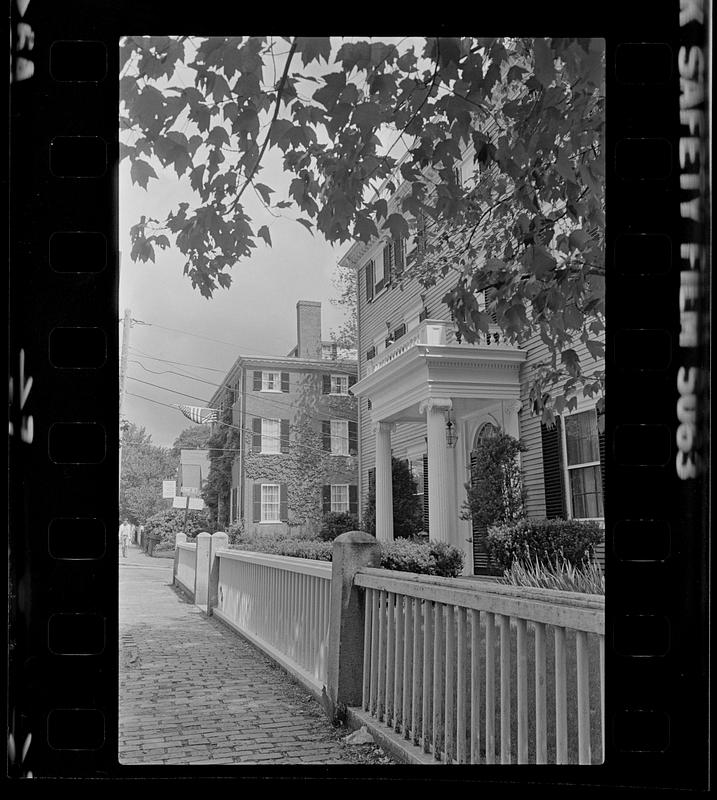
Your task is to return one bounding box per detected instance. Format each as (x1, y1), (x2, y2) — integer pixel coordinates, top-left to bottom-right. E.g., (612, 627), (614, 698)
(383, 213), (409, 241)
(297, 37), (332, 66)
(296, 217), (313, 234)
(534, 38), (556, 88)
(130, 159), (158, 190)
(254, 183), (274, 206)
(586, 339), (605, 360)
(257, 225), (272, 246)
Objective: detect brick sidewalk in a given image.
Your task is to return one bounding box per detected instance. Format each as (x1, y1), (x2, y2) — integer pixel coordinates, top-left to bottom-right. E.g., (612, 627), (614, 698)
(119, 545), (386, 765)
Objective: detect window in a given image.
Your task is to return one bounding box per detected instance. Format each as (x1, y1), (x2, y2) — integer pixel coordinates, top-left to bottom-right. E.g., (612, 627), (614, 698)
(322, 419), (357, 455)
(331, 374), (349, 395)
(260, 484), (281, 522)
(253, 370), (289, 393)
(563, 409), (604, 519)
(322, 373), (357, 394)
(262, 371), (280, 391)
(331, 484), (349, 513)
(261, 418), (281, 454)
(330, 420), (349, 455)
(364, 238), (405, 302)
(322, 343), (338, 361)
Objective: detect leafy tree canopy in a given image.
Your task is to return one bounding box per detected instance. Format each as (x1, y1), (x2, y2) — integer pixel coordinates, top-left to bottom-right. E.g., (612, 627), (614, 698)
(171, 423), (212, 458)
(120, 36), (605, 422)
(120, 421), (179, 524)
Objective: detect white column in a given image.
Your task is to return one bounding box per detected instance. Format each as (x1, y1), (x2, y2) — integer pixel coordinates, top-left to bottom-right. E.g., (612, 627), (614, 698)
(375, 421), (395, 542)
(420, 398), (453, 544)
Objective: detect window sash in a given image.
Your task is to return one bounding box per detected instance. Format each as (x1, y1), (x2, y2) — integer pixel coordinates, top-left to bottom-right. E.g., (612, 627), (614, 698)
(260, 484), (281, 521)
(330, 374), (349, 395)
(568, 465), (604, 519)
(330, 420), (349, 455)
(261, 418), (281, 454)
(262, 371), (281, 391)
(330, 484), (349, 513)
(560, 408), (604, 519)
(565, 410), (600, 466)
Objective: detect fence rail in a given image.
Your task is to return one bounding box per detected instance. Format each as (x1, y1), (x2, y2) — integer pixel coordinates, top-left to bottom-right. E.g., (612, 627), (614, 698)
(175, 542), (197, 597)
(212, 549), (332, 695)
(175, 532), (604, 765)
(355, 568), (604, 765)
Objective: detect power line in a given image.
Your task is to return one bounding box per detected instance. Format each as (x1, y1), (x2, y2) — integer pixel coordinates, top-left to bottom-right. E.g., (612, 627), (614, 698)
(131, 319), (289, 356)
(127, 347), (230, 374)
(127, 354), (359, 423)
(125, 391), (354, 459)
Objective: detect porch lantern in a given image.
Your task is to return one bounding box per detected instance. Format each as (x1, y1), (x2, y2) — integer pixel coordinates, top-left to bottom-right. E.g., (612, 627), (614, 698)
(445, 416), (458, 448)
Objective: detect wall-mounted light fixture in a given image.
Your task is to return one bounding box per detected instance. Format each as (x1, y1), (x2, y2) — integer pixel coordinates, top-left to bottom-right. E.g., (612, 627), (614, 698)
(445, 415), (458, 448)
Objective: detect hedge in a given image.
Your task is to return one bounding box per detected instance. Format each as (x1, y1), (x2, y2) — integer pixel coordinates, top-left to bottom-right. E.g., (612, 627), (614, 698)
(144, 508), (212, 549)
(487, 517), (604, 571)
(227, 533), (465, 577)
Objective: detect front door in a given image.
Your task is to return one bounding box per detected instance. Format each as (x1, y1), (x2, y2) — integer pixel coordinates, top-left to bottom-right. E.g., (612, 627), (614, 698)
(470, 421), (499, 575)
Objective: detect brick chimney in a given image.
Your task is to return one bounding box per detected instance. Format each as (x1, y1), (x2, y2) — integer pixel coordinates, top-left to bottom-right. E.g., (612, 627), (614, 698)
(296, 300), (322, 359)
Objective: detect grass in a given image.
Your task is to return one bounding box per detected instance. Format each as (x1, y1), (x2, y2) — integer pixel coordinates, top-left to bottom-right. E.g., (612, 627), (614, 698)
(499, 553), (605, 595)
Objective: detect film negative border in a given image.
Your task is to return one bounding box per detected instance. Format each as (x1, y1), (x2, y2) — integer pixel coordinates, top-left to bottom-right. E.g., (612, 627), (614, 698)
(7, 1), (711, 789)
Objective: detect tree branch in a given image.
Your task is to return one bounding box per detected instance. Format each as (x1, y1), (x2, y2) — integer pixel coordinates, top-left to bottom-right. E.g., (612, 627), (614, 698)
(228, 38), (298, 214)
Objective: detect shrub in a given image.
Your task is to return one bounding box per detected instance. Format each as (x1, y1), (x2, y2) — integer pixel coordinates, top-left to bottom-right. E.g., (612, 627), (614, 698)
(318, 512), (360, 541)
(363, 457), (423, 539)
(143, 508), (212, 549)
(228, 533), (465, 577)
(487, 518), (604, 571)
(225, 519), (245, 545)
(499, 552), (605, 595)
(461, 431), (527, 529)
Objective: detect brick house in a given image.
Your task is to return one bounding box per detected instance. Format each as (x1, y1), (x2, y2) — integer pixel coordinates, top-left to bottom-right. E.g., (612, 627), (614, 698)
(209, 301), (359, 536)
(340, 149), (605, 576)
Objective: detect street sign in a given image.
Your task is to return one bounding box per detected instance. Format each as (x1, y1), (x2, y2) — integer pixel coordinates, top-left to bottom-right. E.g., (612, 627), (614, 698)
(162, 480), (176, 499)
(180, 486), (201, 498)
(188, 497), (205, 510)
(172, 496), (188, 509)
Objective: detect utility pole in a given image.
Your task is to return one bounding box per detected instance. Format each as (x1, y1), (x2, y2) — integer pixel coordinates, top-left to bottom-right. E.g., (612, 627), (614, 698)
(119, 308), (132, 507)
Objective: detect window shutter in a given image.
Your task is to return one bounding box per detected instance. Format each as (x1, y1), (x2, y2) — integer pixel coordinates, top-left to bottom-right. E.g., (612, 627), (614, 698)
(541, 419), (567, 519)
(322, 485), (331, 516)
(348, 374), (357, 388)
(393, 323), (406, 341)
(280, 419), (290, 454)
(348, 421), (358, 455)
(253, 484), (262, 523)
(322, 420), (331, 451)
(598, 409), (606, 499)
(252, 417), (263, 453)
(393, 238), (404, 275)
(383, 243), (393, 285)
(349, 485), (358, 516)
(368, 468), (376, 495)
(253, 371), (262, 391)
(366, 346), (376, 361)
(280, 484), (288, 522)
(322, 374), (331, 394)
(365, 260), (374, 302)
(419, 307), (429, 322)
(281, 372), (290, 393)
(422, 454), (429, 533)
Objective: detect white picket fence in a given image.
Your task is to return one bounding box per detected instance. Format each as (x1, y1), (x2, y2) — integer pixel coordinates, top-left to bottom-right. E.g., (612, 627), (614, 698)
(174, 541), (197, 597)
(174, 533), (604, 765)
(355, 570), (604, 765)
(211, 550), (332, 695)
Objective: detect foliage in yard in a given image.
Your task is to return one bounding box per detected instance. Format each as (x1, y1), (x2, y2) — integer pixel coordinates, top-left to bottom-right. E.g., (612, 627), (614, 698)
(120, 420), (178, 525)
(486, 517), (603, 570)
(317, 511), (360, 541)
(499, 551), (604, 594)
(120, 36), (605, 422)
(462, 431), (527, 530)
(228, 532), (464, 576)
(362, 457), (424, 539)
(203, 404), (240, 530)
(144, 507), (212, 548)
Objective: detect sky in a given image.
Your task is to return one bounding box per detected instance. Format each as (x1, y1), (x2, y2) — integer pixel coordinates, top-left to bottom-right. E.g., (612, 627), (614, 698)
(118, 37), (420, 448)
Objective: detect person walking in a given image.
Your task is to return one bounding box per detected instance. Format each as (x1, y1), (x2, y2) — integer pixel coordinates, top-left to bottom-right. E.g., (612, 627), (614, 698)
(119, 519), (132, 558)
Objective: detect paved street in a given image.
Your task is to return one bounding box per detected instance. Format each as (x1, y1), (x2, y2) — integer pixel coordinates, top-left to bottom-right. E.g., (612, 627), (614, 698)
(119, 545), (387, 765)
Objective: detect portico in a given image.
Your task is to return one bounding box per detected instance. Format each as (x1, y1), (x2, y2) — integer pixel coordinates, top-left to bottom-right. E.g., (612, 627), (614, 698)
(351, 320), (526, 571)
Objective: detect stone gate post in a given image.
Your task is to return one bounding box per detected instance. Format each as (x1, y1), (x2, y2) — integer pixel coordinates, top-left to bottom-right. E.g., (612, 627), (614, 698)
(326, 531), (381, 720)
